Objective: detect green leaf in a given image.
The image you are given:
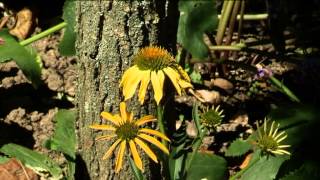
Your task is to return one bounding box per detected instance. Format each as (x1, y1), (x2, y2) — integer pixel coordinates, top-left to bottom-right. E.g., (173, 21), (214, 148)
(59, 0), (76, 56)
(225, 139), (253, 157)
(0, 143), (62, 179)
(45, 109), (76, 159)
(241, 154), (289, 180)
(177, 0), (218, 60)
(186, 153), (228, 180)
(0, 29), (42, 87)
(128, 157), (145, 180)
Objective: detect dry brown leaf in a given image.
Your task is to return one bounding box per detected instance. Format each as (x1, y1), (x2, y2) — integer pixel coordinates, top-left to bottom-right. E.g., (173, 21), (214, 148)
(0, 158), (39, 180)
(240, 153), (253, 169)
(212, 78), (234, 93)
(195, 89), (221, 104)
(9, 8), (35, 40)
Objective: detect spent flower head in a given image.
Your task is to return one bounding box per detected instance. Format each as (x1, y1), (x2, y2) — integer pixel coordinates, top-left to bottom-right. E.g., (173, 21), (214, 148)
(120, 46), (193, 105)
(200, 105), (225, 129)
(90, 102), (170, 173)
(254, 118), (290, 156)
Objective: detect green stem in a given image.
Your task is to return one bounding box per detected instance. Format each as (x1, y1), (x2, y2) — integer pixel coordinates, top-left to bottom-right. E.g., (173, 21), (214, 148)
(19, 22), (67, 46)
(229, 157), (259, 180)
(209, 43), (246, 51)
(185, 128), (208, 172)
(216, 0), (234, 45)
(218, 13), (268, 21)
(157, 105), (167, 146)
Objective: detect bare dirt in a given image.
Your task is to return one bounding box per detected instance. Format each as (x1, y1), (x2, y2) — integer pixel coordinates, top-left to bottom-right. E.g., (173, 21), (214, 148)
(0, 32), (76, 157)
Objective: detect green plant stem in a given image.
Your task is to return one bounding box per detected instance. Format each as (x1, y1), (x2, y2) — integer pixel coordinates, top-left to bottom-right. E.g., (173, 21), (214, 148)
(20, 22), (67, 46)
(229, 157), (259, 180)
(185, 128), (208, 172)
(209, 43), (246, 51)
(218, 13), (268, 20)
(216, 0), (234, 45)
(157, 105), (167, 147)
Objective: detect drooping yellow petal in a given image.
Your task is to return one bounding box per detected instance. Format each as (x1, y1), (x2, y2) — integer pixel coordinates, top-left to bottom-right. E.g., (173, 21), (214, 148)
(90, 124), (116, 131)
(139, 128), (170, 142)
(115, 140), (127, 173)
(120, 65), (139, 87)
(120, 102), (127, 124)
(102, 139), (122, 160)
(151, 71), (164, 104)
(175, 65), (191, 82)
(135, 115), (157, 126)
(122, 67), (144, 101)
(95, 134), (117, 141)
(101, 112), (119, 126)
(134, 138), (158, 163)
(138, 70), (151, 104)
(178, 79), (193, 89)
(138, 133), (169, 154)
(127, 112), (134, 122)
(129, 140), (143, 172)
(163, 67), (181, 95)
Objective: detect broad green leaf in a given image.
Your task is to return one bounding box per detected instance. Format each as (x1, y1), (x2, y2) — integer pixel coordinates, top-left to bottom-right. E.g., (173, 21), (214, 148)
(0, 143), (62, 179)
(0, 29), (42, 87)
(177, 0), (218, 60)
(45, 109), (76, 159)
(128, 157), (145, 180)
(225, 139), (253, 157)
(186, 153), (228, 180)
(241, 154), (289, 180)
(59, 0), (76, 56)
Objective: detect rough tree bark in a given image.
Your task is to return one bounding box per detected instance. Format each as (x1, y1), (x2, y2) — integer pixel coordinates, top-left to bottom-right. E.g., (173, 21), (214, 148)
(75, 1), (178, 179)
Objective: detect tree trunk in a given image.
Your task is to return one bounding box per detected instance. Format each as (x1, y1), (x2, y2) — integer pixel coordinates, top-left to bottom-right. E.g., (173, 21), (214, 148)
(75, 1), (177, 179)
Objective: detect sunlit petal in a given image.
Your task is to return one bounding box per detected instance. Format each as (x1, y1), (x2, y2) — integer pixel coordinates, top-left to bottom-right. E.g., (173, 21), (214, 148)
(163, 67), (181, 95)
(135, 115), (157, 126)
(138, 70), (151, 104)
(122, 66), (144, 101)
(95, 134), (117, 141)
(127, 112), (134, 122)
(102, 139), (122, 160)
(120, 102), (127, 124)
(134, 138), (158, 163)
(139, 128), (170, 142)
(120, 65), (139, 87)
(90, 124), (116, 131)
(138, 133), (169, 154)
(151, 71), (164, 104)
(101, 112), (119, 126)
(178, 79), (193, 89)
(115, 140), (126, 173)
(129, 140), (143, 172)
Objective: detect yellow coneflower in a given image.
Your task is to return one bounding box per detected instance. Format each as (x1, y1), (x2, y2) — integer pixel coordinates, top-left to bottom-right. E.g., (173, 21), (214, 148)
(200, 105), (225, 129)
(254, 118), (290, 156)
(120, 46), (193, 105)
(90, 102), (170, 173)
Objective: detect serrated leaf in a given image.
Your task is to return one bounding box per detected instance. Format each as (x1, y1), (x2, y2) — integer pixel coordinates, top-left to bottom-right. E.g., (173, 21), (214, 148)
(186, 153), (228, 180)
(45, 109), (76, 159)
(177, 0), (218, 60)
(225, 139), (253, 157)
(0, 143), (62, 179)
(241, 154), (289, 180)
(0, 29), (42, 87)
(59, 0), (76, 56)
